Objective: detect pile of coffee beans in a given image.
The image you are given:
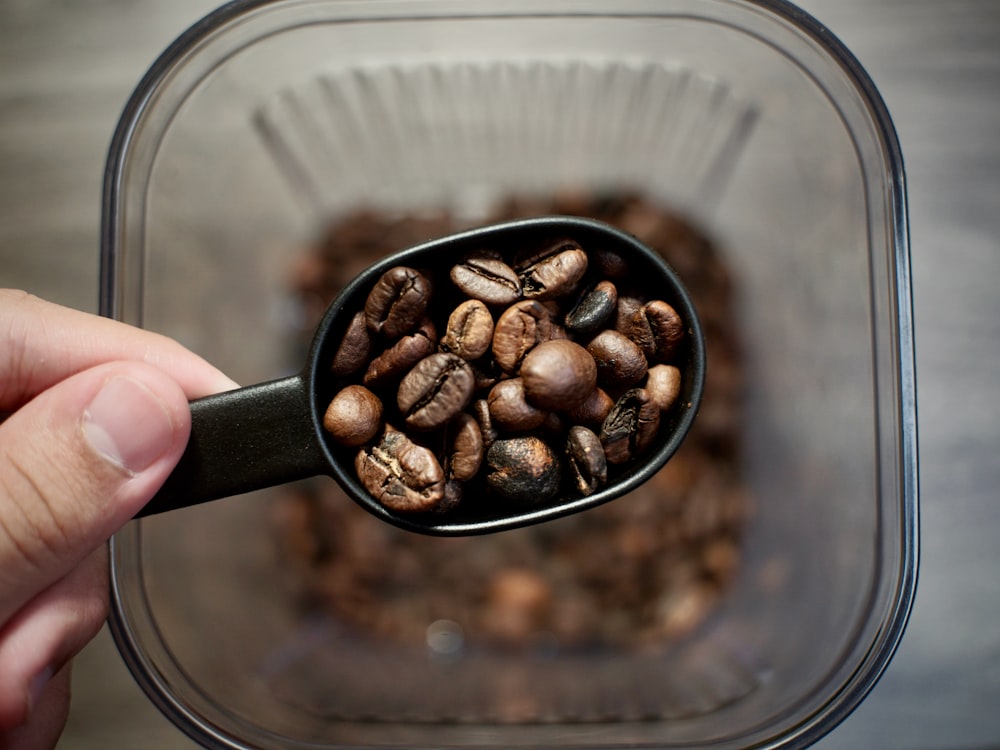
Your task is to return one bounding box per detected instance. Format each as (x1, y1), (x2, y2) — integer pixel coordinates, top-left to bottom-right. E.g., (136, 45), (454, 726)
(277, 191), (747, 654)
(320, 236), (689, 515)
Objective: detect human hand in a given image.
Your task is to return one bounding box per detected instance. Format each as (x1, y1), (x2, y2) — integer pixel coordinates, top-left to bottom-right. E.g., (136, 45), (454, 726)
(0, 290), (237, 749)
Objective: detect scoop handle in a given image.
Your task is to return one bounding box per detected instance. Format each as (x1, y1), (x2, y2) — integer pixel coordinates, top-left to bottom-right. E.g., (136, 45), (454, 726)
(136, 374), (326, 517)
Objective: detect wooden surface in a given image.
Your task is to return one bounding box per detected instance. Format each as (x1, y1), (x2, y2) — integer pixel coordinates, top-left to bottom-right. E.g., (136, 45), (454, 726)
(1, 1), (998, 748)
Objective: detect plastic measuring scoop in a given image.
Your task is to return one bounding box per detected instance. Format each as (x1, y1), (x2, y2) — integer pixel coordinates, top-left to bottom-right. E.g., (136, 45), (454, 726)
(137, 216), (705, 535)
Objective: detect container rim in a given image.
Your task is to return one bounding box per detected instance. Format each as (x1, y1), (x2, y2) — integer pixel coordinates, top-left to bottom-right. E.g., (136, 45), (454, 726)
(101, 1), (918, 749)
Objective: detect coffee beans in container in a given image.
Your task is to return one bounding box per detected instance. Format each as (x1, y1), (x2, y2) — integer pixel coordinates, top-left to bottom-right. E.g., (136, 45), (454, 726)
(321, 232), (691, 515)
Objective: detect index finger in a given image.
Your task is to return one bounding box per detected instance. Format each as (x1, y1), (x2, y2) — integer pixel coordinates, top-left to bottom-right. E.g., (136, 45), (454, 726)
(0, 290), (237, 410)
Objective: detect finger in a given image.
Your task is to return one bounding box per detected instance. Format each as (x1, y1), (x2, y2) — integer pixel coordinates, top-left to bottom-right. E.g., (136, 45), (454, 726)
(0, 289), (238, 410)
(0, 361), (189, 625)
(0, 549), (106, 731)
(0, 663), (72, 750)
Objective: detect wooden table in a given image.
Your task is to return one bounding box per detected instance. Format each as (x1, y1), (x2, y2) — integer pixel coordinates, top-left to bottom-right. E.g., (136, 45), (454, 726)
(1, 1), (997, 747)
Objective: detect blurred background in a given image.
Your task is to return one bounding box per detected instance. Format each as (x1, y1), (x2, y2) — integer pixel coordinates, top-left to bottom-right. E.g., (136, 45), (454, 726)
(0, 0), (998, 748)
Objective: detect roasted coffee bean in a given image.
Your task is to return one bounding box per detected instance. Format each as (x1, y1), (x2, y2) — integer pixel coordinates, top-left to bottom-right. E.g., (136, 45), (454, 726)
(515, 239), (588, 300)
(590, 247), (629, 280)
(600, 388), (661, 465)
(472, 397), (498, 450)
(564, 386), (615, 426)
(487, 378), (549, 432)
(330, 311), (373, 377)
(586, 329), (648, 388)
(440, 299), (494, 360)
(564, 280), (618, 335)
(450, 253), (521, 306)
(485, 436), (561, 504)
(519, 339), (597, 412)
(566, 426), (607, 497)
(323, 385), (383, 447)
(614, 295), (645, 334)
(355, 425), (445, 512)
(364, 266), (432, 338)
(623, 300), (685, 362)
(444, 412), (484, 482)
(396, 352), (475, 431)
(362, 317), (437, 389)
(646, 364), (682, 412)
(492, 300), (554, 373)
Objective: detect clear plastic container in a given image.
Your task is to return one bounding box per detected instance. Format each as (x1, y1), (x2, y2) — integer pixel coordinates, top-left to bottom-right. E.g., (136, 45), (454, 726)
(101, 1), (918, 748)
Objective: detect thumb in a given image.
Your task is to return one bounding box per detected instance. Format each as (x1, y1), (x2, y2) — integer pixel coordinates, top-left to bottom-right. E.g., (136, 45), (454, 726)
(0, 362), (190, 625)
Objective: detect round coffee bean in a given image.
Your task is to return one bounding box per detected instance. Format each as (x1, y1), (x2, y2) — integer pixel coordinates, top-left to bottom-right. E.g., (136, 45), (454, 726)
(600, 388), (661, 465)
(440, 299), (494, 360)
(487, 378), (549, 432)
(519, 339), (597, 411)
(564, 386), (614, 427)
(330, 310), (373, 377)
(586, 330), (648, 389)
(566, 426), (607, 497)
(485, 436), (561, 504)
(364, 266), (432, 338)
(355, 426), (445, 512)
(323, 385), (383, 447)
(564, 280), (618, 335)
(396, 352), (475, 430)
(450, 253), (521, 306)
(492, 300), (554, 373)
(362, 317), (437, 389)
(516, 239), (588, 300)
(646, 364), (682, 412)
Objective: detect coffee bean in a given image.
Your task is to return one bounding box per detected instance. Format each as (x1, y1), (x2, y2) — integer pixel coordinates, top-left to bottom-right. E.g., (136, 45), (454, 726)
(519, 339), (597, 411)
(564, 280), (618, 335)
(472, 397), (498, 451)
(646, 364), (682, 412)
(362, 317), (437, 389)
(485, 436), (561, 504)
(623, 300), (685, 362)
(444, 412), (484, 482)
(323, 385), (383, 447)
(566, 426), (607, 497)
(487, 378), (549, 432)
(330, 311), (373, 377)
(492, 300), (554, 373)
(450, 253), (521, 306)
(396, 352), (475, 431)
(355, 425), (445, 512)
(440, 299), (494, 360)
(515, 239), (588, 300)
(586, 329), (648, 388)
(564, 386), (615, 426)
(365, 266), (432, 338)
(600, 387), (661, 465)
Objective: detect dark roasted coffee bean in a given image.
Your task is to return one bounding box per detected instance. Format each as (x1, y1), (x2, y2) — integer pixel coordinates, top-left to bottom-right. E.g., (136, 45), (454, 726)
(622, 300), (685, 362)
(564, 280), (618, 335)
(487, 378), (549, 432)
(330, 311), (373, 377)
(323, 385), (383, 447)
(515, 239), (588, 300)
(492, 300), (554, 373)
(450, 253), (521, 305)
(586, 329), (648, 388)
(397, 352), (475, 430)
(355, 425), (445, 512)
(600, 388), (661, 465)
(485, 436), (561, 504)
(444, 412), (484, 482)
(566, 426), (607, 497)
(519, 339), (597, 412)
(364, 266), (432, 338)
(615, 295), (645, 334)
(362, 317), (437, 389)
(590, 248), (629, 280)
(646, 364), (682, 412)
(564, 386), (615, 426)
(440, 299), (494, 360)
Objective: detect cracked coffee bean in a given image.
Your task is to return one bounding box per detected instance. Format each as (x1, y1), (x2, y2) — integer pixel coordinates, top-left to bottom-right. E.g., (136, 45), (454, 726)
(515, 238), (588, 300)
(600, 387), (661, 465)
(355, 426), (445, 512)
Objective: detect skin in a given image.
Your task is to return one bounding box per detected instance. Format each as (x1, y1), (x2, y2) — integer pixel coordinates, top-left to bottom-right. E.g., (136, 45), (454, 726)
(0, 290), (237, 749)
